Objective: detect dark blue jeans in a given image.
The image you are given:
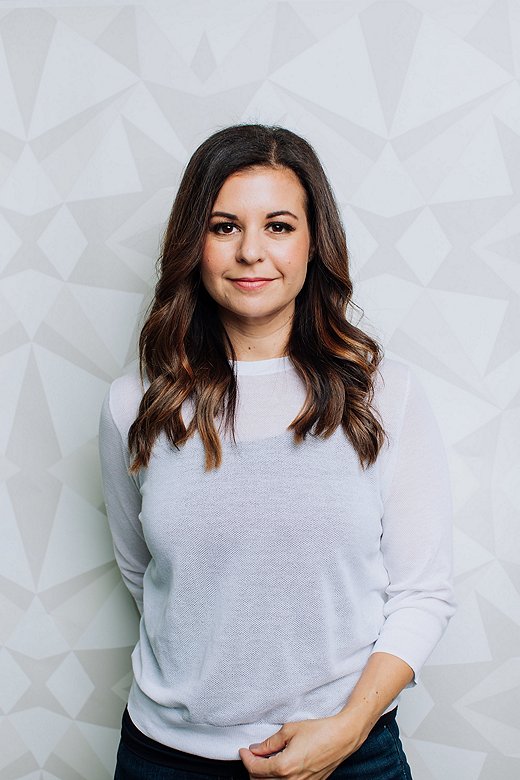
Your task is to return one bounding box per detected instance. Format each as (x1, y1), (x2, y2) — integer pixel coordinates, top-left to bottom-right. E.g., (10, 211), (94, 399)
(114, 709), (413, 780)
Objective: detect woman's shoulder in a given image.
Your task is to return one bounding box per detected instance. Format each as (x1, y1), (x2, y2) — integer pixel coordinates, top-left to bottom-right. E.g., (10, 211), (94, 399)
(373, 354), (412, 397)
(371, 355), (417, 426)
(372, 354), (440, 440)
(103, 361), (145, 439)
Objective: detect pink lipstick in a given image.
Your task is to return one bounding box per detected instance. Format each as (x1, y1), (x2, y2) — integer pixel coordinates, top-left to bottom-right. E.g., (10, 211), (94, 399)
(230, 279), (274, 290)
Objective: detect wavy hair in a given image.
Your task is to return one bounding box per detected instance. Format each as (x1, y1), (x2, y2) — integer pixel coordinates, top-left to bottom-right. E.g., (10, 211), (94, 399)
(128, 123), (387, 473)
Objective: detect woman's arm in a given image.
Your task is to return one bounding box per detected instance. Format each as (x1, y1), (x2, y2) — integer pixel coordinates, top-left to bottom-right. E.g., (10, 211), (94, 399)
(369, 365), (457, 681)
(98, 383), (151, 614)
(332, 651), (413, 744)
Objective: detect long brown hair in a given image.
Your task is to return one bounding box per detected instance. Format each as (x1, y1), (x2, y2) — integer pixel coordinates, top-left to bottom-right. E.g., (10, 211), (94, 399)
(128, 123), (387, 473)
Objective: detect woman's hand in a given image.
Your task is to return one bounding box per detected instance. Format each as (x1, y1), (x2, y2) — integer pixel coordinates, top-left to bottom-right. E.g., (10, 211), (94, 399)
(238, 712), (365, 780)
(239, 654), (414, 779)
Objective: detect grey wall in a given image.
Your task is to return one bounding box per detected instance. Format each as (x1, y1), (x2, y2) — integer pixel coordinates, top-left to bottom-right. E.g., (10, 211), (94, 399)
(1, 1), (519, 778)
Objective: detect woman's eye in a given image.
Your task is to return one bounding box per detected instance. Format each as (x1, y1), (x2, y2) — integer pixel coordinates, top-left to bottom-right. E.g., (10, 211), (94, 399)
(269, 222), (294, 233)
(210, 221), (294, 235)
(211, 222), (236, 234)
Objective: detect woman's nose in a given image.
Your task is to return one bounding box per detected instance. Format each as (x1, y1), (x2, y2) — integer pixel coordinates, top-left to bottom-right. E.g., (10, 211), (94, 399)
(236, 229), (265, 263)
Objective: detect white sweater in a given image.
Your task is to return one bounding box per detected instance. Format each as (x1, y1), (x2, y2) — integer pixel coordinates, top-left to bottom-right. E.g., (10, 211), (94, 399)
(98, 355), (456, 760)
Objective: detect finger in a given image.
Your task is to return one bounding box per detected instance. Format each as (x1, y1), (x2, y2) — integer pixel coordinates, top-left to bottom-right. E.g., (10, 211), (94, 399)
(238, 748), (286, 777)
(247, 731), (287, 755)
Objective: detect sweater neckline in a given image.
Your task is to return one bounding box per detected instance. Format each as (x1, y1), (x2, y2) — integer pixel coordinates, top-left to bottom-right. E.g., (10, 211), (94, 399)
(228, 355), (294, 375)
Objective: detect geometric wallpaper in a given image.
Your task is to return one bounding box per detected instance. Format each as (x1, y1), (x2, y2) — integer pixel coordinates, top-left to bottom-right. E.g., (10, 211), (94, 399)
(1, 1), (519, 777)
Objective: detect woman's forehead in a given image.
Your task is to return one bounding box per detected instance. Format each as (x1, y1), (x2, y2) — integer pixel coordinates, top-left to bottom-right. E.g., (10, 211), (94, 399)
(213, 166), (307, 210)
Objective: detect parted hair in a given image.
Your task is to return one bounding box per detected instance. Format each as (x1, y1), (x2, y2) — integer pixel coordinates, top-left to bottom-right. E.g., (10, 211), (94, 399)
(128, 123), (387, 473)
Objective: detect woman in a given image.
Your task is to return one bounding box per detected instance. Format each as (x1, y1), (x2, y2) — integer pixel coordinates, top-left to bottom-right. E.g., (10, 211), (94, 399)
(98, 123), (456, 780)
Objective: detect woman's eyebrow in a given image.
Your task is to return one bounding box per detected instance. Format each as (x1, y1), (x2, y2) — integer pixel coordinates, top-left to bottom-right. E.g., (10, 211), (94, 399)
(210, 210), (299, 220)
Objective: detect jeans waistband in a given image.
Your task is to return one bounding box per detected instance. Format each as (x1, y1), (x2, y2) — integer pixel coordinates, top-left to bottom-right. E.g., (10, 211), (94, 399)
(120, 705), (398, 774)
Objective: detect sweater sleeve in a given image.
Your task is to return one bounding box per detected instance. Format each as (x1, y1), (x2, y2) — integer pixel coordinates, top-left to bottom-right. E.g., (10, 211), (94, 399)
(98, 386), (151, 615)
(370, 366), (456, 683)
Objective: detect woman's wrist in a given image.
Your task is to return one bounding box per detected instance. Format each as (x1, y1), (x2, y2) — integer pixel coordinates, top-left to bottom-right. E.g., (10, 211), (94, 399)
(329, 652), (414, 752)
(331, 699), (384, 751)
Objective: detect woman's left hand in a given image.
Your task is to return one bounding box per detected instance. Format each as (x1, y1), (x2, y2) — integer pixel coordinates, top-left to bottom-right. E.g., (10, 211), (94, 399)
(238, 713), (363, 780)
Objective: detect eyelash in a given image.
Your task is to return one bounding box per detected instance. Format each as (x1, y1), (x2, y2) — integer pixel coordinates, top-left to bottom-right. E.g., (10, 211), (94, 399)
(209, 221), (295, 235)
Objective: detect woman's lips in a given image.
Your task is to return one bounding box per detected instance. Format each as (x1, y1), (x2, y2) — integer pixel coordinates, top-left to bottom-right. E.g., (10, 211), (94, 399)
(230, 279), (274, 290)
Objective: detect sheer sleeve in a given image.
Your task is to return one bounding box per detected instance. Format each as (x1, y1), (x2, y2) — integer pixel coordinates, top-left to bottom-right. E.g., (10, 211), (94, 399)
(98, 386), (150, 615)
(371, 366), (456, 682)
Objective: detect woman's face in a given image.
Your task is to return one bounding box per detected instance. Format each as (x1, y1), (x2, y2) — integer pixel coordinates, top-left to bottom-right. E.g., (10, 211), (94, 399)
(200, 165), (312, 331)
